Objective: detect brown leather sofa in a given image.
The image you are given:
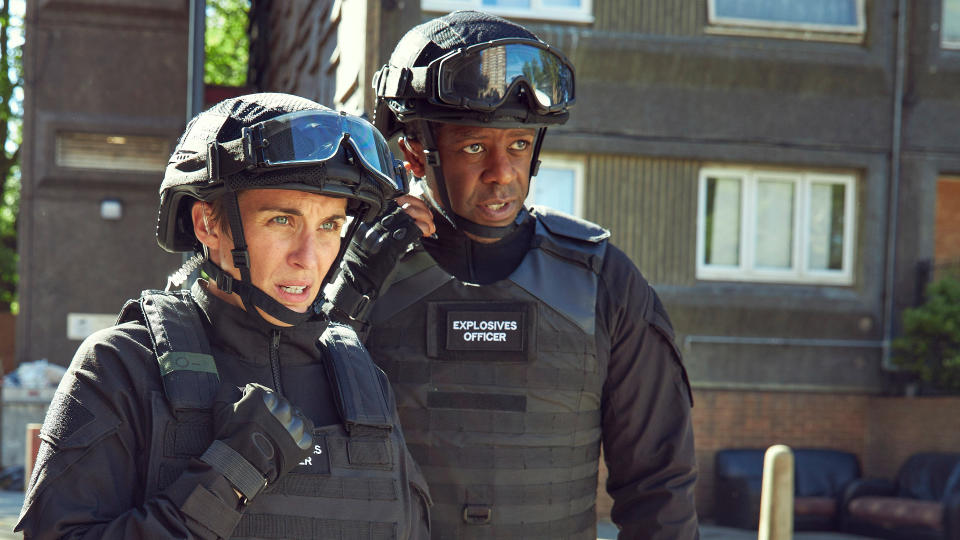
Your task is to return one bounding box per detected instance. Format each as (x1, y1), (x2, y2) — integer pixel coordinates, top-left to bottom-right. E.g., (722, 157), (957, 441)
(713, 448), (861, 531)
(841, 452), (960, 540)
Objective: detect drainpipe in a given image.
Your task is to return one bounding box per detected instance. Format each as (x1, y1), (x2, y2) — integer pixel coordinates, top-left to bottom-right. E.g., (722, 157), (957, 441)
(184, 0), (206, 276)
(882, 0), (907, 369)
(187, 0), (206, 121)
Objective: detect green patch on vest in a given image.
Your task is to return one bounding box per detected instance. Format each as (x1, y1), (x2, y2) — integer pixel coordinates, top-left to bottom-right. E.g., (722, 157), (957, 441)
(157, 352), (218, 377)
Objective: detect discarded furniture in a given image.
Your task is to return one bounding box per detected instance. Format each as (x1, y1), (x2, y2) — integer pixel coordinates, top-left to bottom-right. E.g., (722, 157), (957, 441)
(714, 447), (861, 531)
(841, 452), (960, 540)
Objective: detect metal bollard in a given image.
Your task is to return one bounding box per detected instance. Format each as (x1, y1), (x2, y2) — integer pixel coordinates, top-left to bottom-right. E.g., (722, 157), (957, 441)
(758, 444), (794, 540)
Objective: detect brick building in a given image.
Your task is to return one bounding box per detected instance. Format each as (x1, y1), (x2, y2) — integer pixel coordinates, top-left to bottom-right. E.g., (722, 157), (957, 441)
(244, 0), (960, 518)
(18, 0), (960, 521)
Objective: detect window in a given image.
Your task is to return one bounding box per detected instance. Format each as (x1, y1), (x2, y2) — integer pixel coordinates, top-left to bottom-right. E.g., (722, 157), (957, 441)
(55, 132), (170, 172)
(696, 167), (856, 285)
(707, 0), (864, 40)
(526, 155), (584, 217)
(944, 0), (960, 49)
(422, 0), (592, 24)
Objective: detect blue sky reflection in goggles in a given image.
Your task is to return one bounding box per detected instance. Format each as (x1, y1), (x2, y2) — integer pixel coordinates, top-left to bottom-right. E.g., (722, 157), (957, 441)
(434, 39), (575, 113)
(246, 110), (406, 194)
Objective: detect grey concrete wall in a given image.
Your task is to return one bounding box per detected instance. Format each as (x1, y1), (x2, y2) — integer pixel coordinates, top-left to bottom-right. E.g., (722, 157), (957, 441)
(251, 0), (960, 391)
(18, 1), (188, 366)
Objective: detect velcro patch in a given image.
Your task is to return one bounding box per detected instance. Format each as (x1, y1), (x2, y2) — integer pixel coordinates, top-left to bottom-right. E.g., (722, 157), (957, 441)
(427, 301), (537, 362)
(446, 311), (524, 351)
(41, 391), (95, 447)
(294, 432), (331, 475)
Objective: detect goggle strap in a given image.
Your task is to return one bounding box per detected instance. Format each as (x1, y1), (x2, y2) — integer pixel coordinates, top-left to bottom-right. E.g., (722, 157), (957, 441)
(377, 65), (431, 99)
(206, 139), (248, 181)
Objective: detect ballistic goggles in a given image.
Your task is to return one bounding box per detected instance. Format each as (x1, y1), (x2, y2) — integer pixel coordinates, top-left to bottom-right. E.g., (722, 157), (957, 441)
(208, 110), (407, 197)
(377, 38), (575, 114)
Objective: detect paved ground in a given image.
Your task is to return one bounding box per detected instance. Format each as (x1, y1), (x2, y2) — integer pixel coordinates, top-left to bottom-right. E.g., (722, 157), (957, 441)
(0, 489), (878, 540)
(0, 491), (21, 539)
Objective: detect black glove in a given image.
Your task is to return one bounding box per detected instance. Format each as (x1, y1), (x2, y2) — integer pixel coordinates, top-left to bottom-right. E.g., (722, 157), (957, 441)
(201, 383), (314, 503)
(324, 202), (423, 323)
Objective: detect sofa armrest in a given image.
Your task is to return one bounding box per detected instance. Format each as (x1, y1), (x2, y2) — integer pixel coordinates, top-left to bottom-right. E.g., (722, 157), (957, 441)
(944, 491), (960, 540)
(842, 478), (896, 507)
(715, 475), (762, 529)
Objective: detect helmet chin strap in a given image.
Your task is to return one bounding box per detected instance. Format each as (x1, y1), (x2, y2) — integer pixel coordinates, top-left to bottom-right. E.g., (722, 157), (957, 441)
(205, 190), (315, 327)
(202, 190), (367, 328)
(418, 125), (547, 241)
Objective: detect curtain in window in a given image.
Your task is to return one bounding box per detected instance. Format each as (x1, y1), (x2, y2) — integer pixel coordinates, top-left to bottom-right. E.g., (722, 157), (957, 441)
(755, 179), (794, 269)
(808, 183), (846, 271)
(713, 0), (858, 26)
(705, 176), (741, 266)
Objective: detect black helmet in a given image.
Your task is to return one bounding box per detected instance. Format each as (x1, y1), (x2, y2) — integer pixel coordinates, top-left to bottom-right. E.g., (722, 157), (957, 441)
(372, 10), (575, 138)
(159, 93), (406, 253)
(157, 92), (408, 326)
(371, 10), (575, 239)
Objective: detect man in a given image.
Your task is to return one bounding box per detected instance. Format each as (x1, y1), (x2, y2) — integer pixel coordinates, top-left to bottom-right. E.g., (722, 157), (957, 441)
(17, 93), (431, 539)
(325, 10), (699, 540)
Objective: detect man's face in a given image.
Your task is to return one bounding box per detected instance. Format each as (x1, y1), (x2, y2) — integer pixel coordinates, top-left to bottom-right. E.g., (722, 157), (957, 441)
(195, 188), (347, 325)
(405, 124), (535, 243)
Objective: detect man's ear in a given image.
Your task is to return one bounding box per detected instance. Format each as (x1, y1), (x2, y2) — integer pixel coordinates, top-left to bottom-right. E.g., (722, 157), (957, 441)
(191, 200), (220, 251)
(398, 137), (426, 178)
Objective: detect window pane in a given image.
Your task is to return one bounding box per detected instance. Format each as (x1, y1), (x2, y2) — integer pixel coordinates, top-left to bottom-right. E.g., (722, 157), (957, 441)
(483, 0), (531, 8)
(713, 0), (858, 27)
(529, 166), (575, 215)
(541, 0), (581, 7)
(755, 180), (794, 269)
(945, 0), (960, 45)
(808, 183), (846, 271)
(704, 176), (741, 266)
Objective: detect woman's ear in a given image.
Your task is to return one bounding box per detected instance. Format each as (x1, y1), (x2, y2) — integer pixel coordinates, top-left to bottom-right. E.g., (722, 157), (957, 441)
(191, 200), (220, 251)
(398, 137), (426, 178)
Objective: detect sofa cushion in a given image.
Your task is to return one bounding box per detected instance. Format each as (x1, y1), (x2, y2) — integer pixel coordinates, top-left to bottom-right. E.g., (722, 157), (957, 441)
(848, 496), (943, 530)
(897, 453), (960, 501)
(794, 496), (837, 518)
(794, 449), (860, 497)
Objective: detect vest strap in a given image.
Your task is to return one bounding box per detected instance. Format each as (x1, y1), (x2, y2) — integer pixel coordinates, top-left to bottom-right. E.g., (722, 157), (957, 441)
(123, 290), (220, 414)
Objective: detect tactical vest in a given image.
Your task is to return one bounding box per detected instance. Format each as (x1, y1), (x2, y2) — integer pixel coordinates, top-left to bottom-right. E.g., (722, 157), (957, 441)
(366, 207), (610, 540)
(118, 289), (420, 540)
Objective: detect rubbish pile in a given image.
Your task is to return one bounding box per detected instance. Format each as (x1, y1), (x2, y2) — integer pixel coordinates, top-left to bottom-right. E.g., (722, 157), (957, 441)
(3, 359), (66, 389)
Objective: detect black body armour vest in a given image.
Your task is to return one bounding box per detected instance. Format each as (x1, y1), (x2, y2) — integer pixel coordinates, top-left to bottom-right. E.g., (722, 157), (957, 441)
(118, 289), (418, 540)
(366, 208), (610, 540)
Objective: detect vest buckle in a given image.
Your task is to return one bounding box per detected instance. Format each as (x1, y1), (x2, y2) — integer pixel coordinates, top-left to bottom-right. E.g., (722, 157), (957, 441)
(462, 504), (492, 525)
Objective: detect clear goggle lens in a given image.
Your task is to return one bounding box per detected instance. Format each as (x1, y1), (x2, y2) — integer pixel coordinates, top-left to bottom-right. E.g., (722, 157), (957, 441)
(254, 110), (405, 194)
(437, 41), (575, 112)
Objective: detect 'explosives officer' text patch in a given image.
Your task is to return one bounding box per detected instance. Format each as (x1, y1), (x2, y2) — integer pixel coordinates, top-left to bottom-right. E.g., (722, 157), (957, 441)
(446, 311), (524, 351)
(427, 301), (536, 361)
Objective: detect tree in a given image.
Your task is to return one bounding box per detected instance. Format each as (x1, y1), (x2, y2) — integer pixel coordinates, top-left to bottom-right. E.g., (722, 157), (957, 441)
(0, 0), (22, 313)
(892, 275), (960, 394)
(205, 0), (250, 87)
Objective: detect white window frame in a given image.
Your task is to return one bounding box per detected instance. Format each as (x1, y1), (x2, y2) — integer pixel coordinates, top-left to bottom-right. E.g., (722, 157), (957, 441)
(422, 0), (593, 24)
(706, 0), (865, 41)
(943, 0), (960, 49)
(696, 167), (856, 285)
(526, 154), (585, 217)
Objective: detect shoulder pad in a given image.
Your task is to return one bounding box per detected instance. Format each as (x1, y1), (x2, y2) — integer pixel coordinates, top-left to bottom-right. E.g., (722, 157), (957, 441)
(531, 206), (610, 244)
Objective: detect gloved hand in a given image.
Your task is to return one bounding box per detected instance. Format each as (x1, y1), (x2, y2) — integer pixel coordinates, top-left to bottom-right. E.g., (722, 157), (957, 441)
(324, 201), (423, 323)
(202, 383), (314, 502)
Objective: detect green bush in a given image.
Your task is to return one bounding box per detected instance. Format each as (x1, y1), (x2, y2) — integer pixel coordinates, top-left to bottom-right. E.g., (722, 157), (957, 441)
(892, 275), (960, 393)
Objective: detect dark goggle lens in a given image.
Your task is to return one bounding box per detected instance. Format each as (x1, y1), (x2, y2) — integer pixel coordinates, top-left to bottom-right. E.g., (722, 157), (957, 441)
(439, 43), (574, 110)
(256, 111), (403, 192)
